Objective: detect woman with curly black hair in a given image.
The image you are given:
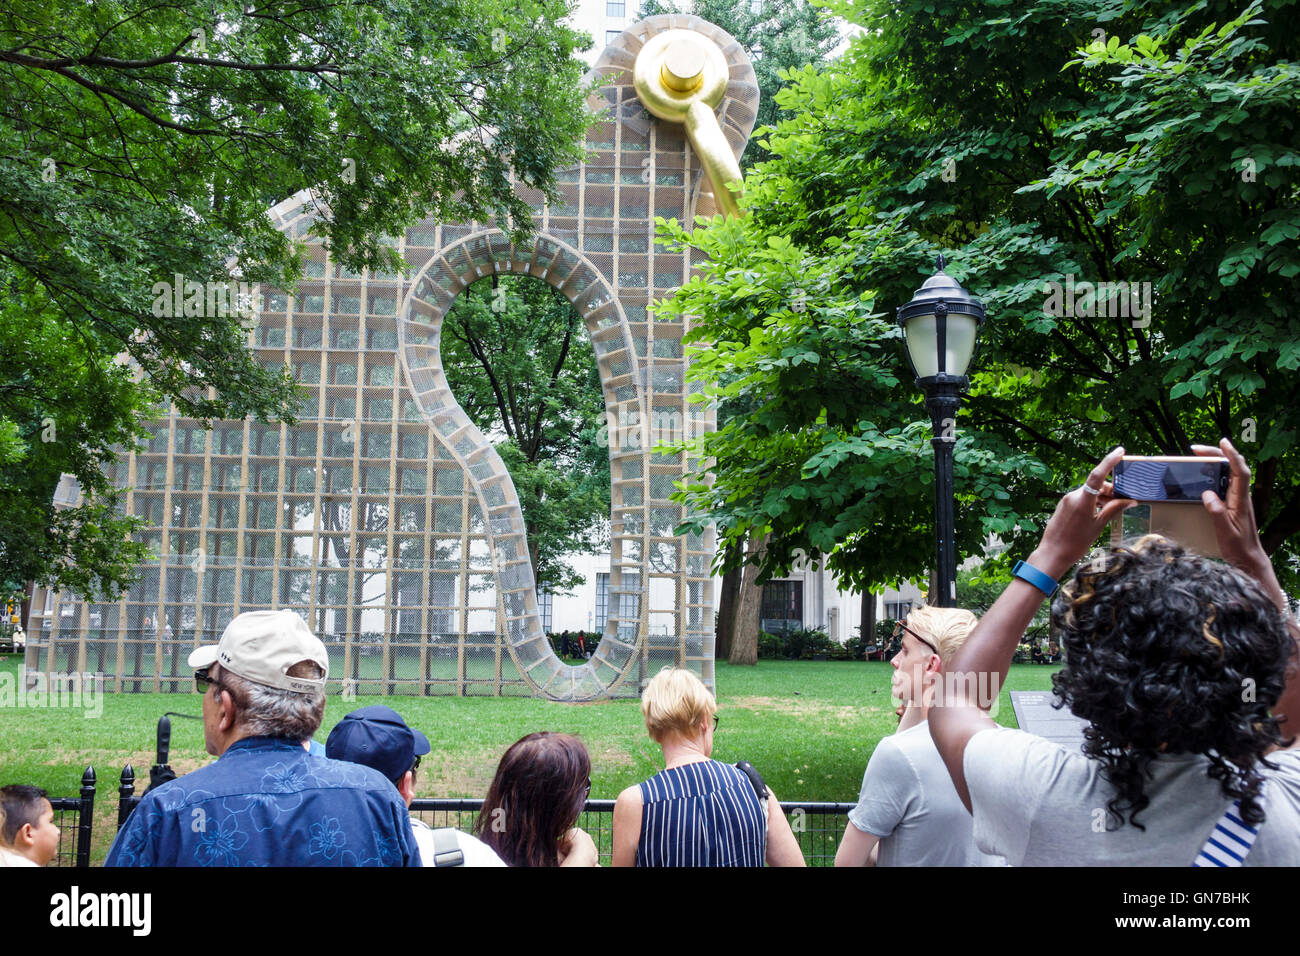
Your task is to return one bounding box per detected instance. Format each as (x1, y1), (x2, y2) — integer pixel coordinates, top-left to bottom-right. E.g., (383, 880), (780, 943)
(930, 440), (1300, 866)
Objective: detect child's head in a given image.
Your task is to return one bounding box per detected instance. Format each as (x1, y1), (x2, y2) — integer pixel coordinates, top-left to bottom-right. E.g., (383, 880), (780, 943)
(0, 785), (59, 866)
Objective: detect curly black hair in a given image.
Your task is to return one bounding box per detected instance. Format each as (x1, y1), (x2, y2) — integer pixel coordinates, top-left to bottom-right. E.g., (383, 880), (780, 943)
(1050, 535), (1295, 830)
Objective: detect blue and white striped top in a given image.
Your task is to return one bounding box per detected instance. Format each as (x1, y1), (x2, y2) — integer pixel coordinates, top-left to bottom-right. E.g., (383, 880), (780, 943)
(1192, 800), (1261, 867)
(637, 760), (767, 867)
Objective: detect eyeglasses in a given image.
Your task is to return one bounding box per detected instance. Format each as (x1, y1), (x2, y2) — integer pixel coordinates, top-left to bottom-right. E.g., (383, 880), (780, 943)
(583, 778), (592, 796)
(410, 754), (422, 772)
(892, 621), (940, 656)
(712, 714), (719, 732)
(194, 665), (222, 695)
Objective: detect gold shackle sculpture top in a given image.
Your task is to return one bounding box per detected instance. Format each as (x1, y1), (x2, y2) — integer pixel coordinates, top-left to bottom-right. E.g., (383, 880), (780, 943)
(633, 30), (744, 219)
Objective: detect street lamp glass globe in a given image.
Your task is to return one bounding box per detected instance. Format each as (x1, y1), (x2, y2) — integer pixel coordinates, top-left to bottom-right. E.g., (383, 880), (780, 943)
(902, 311), (979, 380)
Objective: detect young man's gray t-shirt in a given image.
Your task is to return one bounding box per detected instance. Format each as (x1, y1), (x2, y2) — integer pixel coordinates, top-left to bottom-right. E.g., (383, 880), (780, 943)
(849, 720), (1002, 866)
(965, 726), (1300, 866)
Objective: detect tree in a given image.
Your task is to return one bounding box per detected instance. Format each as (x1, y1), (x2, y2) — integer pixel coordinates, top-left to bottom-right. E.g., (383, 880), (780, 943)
(440, 275), (609, 593)
(956, 565), (1049, 646)
(0, 0), (594, 600)
(635, 0), (841, 659)
(661, 0), (1300, 595)
(0, 298), (154, 601)
(633, 0), (841, 170)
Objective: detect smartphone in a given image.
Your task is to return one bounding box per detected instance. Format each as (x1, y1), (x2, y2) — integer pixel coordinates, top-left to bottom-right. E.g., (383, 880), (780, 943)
(1112, 501), (1223, 558)
(1111, 456), (1229, 503)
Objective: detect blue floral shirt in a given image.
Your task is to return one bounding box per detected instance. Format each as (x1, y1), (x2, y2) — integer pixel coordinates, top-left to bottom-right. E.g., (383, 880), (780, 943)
(106, 736), (421, 867)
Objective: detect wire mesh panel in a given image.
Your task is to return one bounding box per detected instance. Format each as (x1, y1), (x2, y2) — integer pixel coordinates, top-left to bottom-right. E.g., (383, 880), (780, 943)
(786, 802), (855, 868)
(48, 767), (94, 869)
(49, 802), (84, 868)
(28, 16), (758, 702)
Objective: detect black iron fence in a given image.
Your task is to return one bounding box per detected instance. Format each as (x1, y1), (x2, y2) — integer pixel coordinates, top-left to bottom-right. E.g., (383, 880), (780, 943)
(47, 766), (95, 869)
(407, 797), (853, 866)
(103, 768), (853, 867)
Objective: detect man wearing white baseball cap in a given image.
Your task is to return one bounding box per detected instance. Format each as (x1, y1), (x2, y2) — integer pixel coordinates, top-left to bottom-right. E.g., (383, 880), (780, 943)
(107, 610), (421, 867)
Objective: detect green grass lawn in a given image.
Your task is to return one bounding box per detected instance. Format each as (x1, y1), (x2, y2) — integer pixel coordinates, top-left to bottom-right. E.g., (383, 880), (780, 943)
(0, 652), (1060, 864)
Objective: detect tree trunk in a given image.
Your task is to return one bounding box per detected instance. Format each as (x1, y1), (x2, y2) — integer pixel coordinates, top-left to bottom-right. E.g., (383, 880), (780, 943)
(729, 532), (769, 666)
(860, 590), (876, 644)
(20, 581), (32, 637)
(714, 536), (742, 659)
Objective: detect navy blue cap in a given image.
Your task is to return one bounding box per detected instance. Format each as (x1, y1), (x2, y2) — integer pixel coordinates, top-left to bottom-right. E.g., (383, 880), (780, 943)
(325, 705), (431, 783)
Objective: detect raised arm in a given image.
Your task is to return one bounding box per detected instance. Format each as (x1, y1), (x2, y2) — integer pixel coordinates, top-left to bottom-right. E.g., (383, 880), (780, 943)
(1194, 438), (1299, 740)
(929, 447), (1132, 809)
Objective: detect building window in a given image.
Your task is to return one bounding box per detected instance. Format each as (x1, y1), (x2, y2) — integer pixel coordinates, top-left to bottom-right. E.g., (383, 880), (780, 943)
(884, 600), (913, 621)
(606, 0), (625, 15)
(539, 586), (553, 633)
(595, 572), (610, 630)
(760, 580), (803, 634)
(605, 30), (621, 47)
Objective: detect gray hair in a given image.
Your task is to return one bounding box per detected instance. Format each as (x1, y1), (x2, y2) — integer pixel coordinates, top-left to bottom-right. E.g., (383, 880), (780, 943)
(220, 661), (325, 741)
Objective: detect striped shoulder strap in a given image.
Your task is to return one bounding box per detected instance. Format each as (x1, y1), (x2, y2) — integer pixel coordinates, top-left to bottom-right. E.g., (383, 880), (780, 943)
(1192, 800), (1261, 868)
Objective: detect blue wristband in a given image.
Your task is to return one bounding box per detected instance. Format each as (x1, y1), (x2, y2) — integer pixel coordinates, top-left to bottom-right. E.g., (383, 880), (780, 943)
(1012, 560), (1058, 597)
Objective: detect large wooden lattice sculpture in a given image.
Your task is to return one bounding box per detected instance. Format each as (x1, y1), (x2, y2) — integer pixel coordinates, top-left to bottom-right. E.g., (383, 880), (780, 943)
(25, 16), (759, 701)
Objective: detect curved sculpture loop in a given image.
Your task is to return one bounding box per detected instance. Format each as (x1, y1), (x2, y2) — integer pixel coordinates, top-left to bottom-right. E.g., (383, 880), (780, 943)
(27, 16), (759, 701)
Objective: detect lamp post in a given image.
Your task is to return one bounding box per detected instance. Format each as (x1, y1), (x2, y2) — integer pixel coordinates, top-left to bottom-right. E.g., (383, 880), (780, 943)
(897, 255), (986, 608)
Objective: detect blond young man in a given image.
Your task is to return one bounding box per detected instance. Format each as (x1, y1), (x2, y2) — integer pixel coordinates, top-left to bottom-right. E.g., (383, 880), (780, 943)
(836, 606), (1002, 867)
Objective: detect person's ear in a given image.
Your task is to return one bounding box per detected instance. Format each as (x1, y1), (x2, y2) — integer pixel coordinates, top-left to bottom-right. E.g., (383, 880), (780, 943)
(396, 770), (415, 803)
(217, 688), (237, 732)
(16, 822), (34, 848)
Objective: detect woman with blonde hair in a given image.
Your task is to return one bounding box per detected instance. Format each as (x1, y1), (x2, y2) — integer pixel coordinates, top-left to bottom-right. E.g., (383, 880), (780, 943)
(612, 667), (804, 867)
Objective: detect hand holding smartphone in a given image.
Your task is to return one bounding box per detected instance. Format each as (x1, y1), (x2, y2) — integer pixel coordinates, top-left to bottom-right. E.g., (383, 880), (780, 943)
(1109, 455), (1229, 558)
(1111, 456), (1230, 503)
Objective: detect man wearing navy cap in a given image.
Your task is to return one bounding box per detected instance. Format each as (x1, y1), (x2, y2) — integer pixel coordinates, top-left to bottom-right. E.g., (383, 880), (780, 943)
(107, 610), (421, 867)
(328, 706), (504, 867)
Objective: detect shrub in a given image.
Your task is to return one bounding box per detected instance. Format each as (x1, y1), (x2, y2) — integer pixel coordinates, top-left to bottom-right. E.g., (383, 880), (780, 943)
(757, 631), (784, 659)
(756, 626), (895, 661)
(876, 619), (902, 659)
(836, 633), (870, 660)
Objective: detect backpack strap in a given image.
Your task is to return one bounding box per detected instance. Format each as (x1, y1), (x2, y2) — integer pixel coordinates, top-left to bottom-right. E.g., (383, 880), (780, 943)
(430, 827), (466, 867)
(734, 760), (770, 820)
(1192, 800), (1261, 868)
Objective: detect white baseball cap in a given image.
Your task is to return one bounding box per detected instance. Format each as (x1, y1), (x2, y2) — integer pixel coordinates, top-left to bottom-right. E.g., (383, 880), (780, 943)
(188, 610), (328, 694)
